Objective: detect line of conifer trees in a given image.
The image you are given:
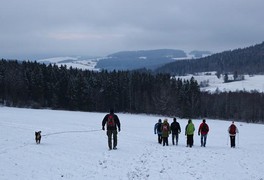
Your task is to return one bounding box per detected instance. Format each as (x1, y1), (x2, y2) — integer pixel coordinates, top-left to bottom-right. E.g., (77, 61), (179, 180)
(156, 42), (264, 76)
(0, 59), (263, 122)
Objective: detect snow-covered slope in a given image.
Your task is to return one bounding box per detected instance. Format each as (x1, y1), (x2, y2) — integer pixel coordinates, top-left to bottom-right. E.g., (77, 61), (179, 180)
(176, 72), (264, 93)
(0, 107), (263, 180)
(37, 56), (100, 71)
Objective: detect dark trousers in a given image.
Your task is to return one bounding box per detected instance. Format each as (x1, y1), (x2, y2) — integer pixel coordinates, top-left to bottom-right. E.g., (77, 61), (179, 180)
(163, 137), (169, 146)
(187, 135), (194, 147)
(201, 134), (207, 147)
(172, 133), (179, 145)
(230, 136), (236, 148)
(158, 134), (162, 144)
(107, 130), (117, 149)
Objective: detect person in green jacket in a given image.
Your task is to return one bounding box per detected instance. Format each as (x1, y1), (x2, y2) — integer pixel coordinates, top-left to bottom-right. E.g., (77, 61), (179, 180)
(185, 119), (195, 148)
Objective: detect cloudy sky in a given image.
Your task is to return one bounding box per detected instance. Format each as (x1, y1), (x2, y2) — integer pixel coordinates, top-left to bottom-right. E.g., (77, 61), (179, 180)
(1, 0), (264, 60)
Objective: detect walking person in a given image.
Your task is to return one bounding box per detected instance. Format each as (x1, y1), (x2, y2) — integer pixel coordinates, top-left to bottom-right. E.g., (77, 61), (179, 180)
(228, 121), (239, 148)
(102, 109), (121, 150)
(161, 119), (171, 146)
(198, 119), (209, 147)
(154, 119), (163, 144)
(171, 118), (181, 145)
(185, 119), (195, 148)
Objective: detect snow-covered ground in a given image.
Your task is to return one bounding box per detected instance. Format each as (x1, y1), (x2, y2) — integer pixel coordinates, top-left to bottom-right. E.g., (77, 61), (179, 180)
(0, 107), (264, 180)
(37, 57), (79, 64)
(37, 57), (100, 71)
(176, 72), (264, 93)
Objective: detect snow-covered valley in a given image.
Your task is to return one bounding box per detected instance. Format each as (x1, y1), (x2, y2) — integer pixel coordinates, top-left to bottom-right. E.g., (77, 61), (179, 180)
(0, 107), (264, 180)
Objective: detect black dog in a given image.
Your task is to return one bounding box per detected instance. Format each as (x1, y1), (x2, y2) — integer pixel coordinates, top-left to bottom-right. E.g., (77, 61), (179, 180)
(35, 131), (41, 144)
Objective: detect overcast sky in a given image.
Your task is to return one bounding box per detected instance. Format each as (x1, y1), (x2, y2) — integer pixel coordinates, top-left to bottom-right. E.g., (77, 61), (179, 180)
(1, 0), (264, 60)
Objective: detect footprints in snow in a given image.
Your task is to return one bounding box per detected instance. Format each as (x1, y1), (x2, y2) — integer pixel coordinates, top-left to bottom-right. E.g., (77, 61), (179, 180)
(98, 159), (107, 169)
(127, 151), (151, 180)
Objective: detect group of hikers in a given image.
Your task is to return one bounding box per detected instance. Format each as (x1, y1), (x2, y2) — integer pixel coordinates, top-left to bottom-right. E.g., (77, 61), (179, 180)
(101, 109), (239, 150)
(154, 118), (239, 148)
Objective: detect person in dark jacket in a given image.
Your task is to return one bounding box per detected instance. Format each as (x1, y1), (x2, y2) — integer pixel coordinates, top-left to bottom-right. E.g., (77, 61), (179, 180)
(102, 109), (121, 150)
(154, 119), (162, 144)
(170, 118), (181, 145)
(228, 121), (239, 148)
(198, 119), (209, 147)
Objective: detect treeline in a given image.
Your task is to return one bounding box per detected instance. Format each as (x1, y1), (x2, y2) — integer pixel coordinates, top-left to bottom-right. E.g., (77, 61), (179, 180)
(0, 59), (264, 122)
(156, 42), (264, 75)
(201, 91), (264, 123)
(0, 59), (201, 117)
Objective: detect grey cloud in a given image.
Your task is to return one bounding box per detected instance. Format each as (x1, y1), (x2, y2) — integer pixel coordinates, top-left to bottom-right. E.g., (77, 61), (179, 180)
(1, 0), (264, 59)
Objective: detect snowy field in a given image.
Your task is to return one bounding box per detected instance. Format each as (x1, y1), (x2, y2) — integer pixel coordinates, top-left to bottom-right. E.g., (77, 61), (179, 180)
(1, 107), (264, 180)
(37, 56), (100, 71)
(176, 73), (264, 93)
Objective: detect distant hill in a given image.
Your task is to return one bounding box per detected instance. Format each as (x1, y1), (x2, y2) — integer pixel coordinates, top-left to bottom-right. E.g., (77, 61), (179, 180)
(33, 49), (212, 71)
(95, 49), (187, 70)
(108, 49), (186, 59)
(189, 50), (211, 58)
(156, 42), (264, 75)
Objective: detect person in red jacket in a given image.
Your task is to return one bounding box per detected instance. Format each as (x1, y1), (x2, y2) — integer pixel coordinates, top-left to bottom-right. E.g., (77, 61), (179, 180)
(102, 109), (121, 150)
(228, 121), (239, 148)
(198, 119), (209, 147)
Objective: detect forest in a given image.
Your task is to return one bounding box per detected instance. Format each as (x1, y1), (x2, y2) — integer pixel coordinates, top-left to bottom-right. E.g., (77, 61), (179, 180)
(156, 42), (264, 75)
(0, 59), (264, 123)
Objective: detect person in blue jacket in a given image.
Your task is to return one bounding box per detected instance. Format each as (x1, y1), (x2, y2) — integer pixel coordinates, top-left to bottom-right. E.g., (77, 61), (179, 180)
(154, 119), (162, 144)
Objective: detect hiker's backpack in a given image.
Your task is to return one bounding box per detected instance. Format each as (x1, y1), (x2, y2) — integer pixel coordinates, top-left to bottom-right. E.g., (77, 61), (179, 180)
(229, 124), (236, 134)
(107, 115), (116, 127)
(201, 123), (208, 132)
(162, 124), (169, 132)
(171, 123), (176, 131)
